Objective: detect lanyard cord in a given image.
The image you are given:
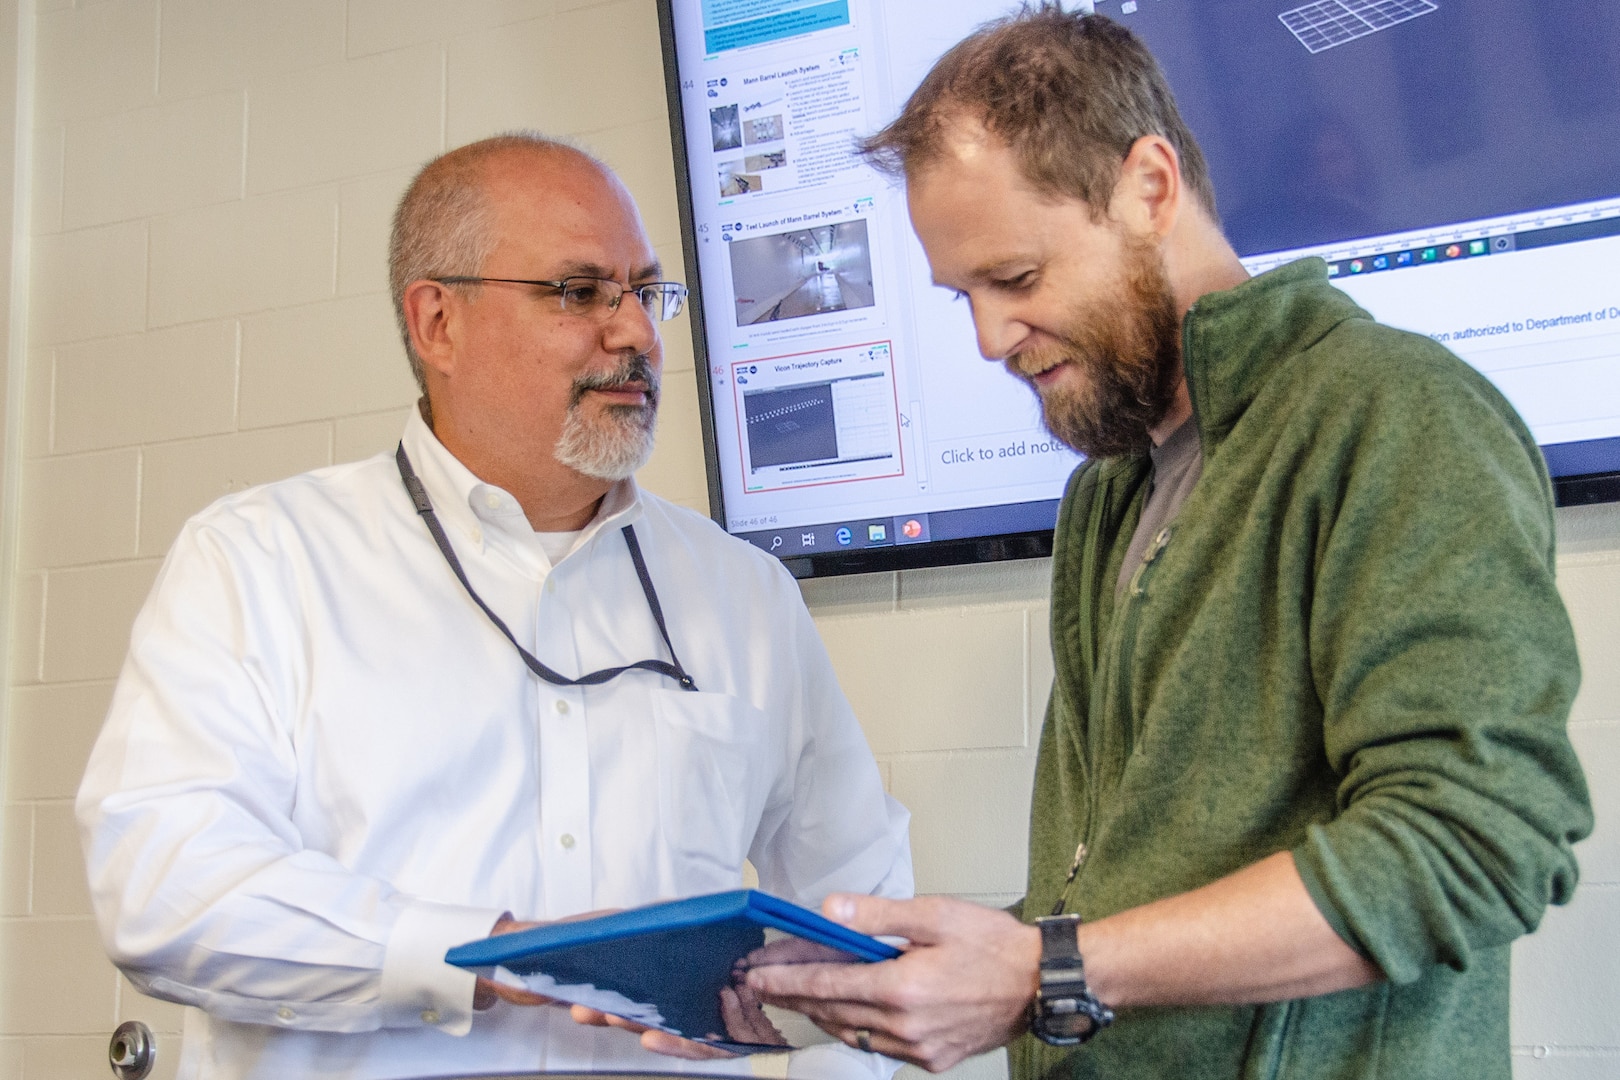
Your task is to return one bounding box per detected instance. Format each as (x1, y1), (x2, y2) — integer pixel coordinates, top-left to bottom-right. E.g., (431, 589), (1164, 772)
(396, 443), (698, 692)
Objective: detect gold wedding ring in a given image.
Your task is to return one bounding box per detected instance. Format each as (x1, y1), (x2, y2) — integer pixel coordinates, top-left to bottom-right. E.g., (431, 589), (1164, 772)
(855, 1028), (873, 1053)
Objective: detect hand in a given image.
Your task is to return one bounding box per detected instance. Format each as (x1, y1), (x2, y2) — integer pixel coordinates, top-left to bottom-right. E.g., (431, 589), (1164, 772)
(746, 894), (1042, 1073)
(568, 983), (782, 1060)
(473, 916), (552, 1010)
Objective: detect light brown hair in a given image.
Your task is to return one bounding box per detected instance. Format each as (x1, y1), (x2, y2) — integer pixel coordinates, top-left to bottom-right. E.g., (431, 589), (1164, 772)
(860, 3), (1216, 220)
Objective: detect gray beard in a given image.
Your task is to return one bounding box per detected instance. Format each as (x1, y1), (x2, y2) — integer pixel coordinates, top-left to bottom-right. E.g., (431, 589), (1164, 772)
(551, 354), (660, 481)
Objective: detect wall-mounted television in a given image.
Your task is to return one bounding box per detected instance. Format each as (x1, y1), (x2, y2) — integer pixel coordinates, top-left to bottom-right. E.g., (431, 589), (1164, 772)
(657, 0), (1620, 578)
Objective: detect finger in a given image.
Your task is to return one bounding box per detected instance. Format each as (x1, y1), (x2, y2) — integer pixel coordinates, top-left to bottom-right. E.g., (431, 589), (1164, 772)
(490, 981), (553, 1007)
(821, 893), (943, 945)
(490, 918), (543, 936)
(555, 906), (623, 924)
(569, 1004), (653, 1035)
(833, 1025), (943, 1071)
(638, 1030), (737, 1060)
(569, 1005), (616, 1028)
(720, 985), (787, 1045)
(473, 980), (497, 1012)
(745, 958), (887, 1005)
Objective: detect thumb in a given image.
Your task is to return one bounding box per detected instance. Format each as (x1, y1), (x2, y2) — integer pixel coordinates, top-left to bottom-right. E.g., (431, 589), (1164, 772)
(822, 894), (947, 946)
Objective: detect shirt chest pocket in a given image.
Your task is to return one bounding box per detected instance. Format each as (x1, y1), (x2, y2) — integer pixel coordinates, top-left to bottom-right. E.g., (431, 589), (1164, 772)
(651, 690), (768, 888)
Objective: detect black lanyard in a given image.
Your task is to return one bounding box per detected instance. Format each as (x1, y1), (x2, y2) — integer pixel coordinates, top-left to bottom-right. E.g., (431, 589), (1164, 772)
(396, 443), (697, 692)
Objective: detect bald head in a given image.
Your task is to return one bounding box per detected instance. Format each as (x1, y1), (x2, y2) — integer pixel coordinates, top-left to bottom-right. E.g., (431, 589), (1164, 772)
(388, 133), (614, 394)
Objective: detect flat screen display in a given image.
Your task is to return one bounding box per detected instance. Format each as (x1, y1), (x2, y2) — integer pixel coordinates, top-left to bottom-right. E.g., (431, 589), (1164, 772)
(657, 0), (1620, 578)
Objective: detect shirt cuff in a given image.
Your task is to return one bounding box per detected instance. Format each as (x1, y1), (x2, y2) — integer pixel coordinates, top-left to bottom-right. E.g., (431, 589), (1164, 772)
(379, 898), (507, 1035)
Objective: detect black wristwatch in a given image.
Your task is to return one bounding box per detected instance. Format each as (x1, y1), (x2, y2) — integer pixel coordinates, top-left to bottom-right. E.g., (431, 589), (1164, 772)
(1030, 913), (1114, 1046)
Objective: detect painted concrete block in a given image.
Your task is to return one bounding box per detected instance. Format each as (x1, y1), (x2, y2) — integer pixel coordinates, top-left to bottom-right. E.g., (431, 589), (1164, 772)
(1568, 723), (1619, 885)
(29, 222), (146, 346)
(0, 806), (29, 918)
(159, 0), (344, 101)
(118, 975), (188, 1039)
(35, 0), (158, 124)
(41, 561), (162, 684)
(1511, 886), (1620, 1048)
(1559, 555), (1620, 725)
(335, 407), (414, 465)
(1512, 1051), (1620, 1080)
(138, 424), (333, 557)
(62, 92), (244, 229)
(899, 557), (1051, 611)
(445, 2), (666, 147)
(587, 119), (682, 252)
(337, 168), (415, 298)
(889, 750), (1038, 896)
(346, 0), (576, 58)
(20, 451), (139, 569)
(149, 188), (338, 326)
(29, 804), (91, 919)
(238, 293), (416, 428)
(246, 45), (442, 195)
(818, 608), (1027, 756)
(802, 574), (900, 619)
(4, 682), (115, 802)
(0, 918), (118, 1035)
(53, 322), (237, 454)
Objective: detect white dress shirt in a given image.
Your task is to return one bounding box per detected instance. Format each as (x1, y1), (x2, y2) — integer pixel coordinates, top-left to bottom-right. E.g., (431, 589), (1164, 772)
(77, 409), (912, 1080)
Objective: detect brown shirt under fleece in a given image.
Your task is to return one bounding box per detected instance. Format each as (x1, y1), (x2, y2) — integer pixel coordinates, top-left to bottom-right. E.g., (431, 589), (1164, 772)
(1115, 415), (1203, 598)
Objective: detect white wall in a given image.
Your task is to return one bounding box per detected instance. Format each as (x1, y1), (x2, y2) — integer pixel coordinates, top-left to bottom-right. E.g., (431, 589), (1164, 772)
(0, 3), (1612, 1079)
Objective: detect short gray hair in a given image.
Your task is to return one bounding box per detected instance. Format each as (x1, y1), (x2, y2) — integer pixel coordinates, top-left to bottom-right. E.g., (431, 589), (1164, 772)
(387, 132), (605, 395)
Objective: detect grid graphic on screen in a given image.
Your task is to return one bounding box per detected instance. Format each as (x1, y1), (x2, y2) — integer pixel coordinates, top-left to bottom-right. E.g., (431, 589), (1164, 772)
(1278, 0), (1438, 53)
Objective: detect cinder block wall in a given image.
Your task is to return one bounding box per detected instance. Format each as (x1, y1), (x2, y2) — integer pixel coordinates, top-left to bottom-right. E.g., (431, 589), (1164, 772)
(0, 3), (1613, 1079)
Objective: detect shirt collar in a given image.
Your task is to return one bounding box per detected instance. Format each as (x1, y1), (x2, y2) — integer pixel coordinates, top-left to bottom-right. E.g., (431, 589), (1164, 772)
(398, 404), (644, 559)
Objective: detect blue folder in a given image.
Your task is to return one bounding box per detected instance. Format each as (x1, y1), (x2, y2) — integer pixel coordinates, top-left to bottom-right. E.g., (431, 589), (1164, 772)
(445, 889), (901, 1054)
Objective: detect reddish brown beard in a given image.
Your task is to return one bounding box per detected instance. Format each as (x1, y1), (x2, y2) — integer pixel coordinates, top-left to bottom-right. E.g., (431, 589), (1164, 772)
(1011, 238), (1183, 459)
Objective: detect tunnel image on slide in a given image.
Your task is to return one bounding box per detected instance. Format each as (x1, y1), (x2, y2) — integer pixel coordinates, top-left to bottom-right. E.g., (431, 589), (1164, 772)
(728, 220), (876, 326)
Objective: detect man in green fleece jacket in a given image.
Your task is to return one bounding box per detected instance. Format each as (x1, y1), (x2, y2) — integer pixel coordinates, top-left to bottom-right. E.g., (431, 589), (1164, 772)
(743, 6), (1593, 1079)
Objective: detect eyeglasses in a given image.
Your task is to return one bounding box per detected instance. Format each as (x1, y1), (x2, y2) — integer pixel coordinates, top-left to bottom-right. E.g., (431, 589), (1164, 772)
(432, 275), (688, 323)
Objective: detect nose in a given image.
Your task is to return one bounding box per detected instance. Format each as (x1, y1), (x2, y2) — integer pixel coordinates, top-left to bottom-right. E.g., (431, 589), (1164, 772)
(601, 289), (660, 357)
(970, 296), (1031, 363)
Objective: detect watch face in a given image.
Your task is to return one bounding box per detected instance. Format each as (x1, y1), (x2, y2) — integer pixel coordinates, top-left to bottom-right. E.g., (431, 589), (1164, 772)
(1040, 1008), (1099, 1041)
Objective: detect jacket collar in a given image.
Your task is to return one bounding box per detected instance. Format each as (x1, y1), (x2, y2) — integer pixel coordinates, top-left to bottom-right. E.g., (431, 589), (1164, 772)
(1181, 257), (1368, 454)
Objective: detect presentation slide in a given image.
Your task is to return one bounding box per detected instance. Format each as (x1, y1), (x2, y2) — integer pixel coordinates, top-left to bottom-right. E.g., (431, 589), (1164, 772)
(664, 0), (1620, 560)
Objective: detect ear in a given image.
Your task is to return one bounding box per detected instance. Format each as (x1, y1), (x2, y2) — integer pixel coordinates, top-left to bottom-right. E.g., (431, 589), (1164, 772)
(402, 278), (461, 379)
(1109, 135), (1183, 241)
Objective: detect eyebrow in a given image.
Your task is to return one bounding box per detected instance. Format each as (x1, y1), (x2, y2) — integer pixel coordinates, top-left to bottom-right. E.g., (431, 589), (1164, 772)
(935, 258), (1036, 289)
(552, 260), (664, 283)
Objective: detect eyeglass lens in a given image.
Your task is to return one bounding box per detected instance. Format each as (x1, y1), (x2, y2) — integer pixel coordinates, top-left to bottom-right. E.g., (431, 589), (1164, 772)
(559, 278), (686, 322)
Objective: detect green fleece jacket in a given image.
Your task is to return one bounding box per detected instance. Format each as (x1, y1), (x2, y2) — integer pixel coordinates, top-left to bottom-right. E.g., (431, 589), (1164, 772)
(1010, 258), (1592, 1080)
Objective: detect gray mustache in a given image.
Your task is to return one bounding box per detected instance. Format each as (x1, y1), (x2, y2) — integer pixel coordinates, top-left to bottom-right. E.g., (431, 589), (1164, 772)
(571, 354), (659, 405)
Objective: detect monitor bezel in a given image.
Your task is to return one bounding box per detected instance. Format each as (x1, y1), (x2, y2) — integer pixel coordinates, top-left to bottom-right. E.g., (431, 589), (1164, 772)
(654, 0), (1620, 581)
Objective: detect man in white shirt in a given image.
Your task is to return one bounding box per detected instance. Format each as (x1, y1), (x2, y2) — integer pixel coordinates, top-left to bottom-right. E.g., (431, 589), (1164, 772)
(77, 133), (912, 1080)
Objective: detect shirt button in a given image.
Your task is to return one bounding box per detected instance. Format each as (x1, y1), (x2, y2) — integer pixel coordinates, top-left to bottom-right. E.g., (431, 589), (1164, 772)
(276, 1006), (295, 1022)
(421, 1008), (441, 1025)
(485, 492), (501, 510)
(545, 578), (557, 593)
(555, 699), (569, 715)
(470, 527), (482, 544)
(560, 833), (576, 849)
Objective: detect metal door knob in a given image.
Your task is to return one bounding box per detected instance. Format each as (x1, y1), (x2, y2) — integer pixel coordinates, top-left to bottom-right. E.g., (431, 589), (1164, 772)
(108, 1021), (155, 1080)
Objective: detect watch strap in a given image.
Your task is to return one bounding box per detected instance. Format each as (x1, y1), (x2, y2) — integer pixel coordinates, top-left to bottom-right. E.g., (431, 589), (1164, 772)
(1032, 913), (1113, 1046)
